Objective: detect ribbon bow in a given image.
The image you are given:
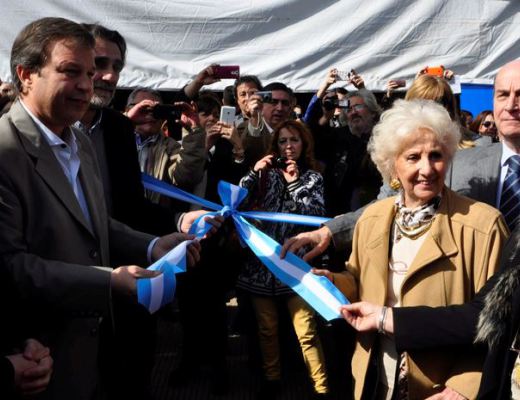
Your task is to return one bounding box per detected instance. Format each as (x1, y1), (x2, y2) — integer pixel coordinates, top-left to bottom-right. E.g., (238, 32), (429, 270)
(137, 174), (348, 320)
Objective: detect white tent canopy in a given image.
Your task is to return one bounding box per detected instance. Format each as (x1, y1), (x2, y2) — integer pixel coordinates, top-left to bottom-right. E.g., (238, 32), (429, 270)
(1, 0), (518, 91)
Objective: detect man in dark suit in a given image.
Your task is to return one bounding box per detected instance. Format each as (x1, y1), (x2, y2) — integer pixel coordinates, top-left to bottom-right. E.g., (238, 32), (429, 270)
(76, 24), (176, 236)
(282, 59), (520, 260)
(0, 17), (196, 400)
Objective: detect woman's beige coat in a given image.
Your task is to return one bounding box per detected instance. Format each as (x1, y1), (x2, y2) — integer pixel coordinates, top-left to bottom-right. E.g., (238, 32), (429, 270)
(334, 188), (509, 399)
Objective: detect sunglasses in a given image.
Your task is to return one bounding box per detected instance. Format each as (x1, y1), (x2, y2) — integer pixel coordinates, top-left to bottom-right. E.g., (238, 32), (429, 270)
(482, 121), (495, 128)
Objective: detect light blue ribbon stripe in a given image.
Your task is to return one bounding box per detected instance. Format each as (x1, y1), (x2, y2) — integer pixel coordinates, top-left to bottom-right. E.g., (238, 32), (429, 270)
(233, 215), (348, 320)
(240, 211), (329, 226)
(137, 175), (349, 320)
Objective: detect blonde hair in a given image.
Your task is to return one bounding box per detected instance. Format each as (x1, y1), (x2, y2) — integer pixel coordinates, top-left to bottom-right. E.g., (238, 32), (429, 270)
(368, 99), (460, 183)
(405, 75), (459, 122)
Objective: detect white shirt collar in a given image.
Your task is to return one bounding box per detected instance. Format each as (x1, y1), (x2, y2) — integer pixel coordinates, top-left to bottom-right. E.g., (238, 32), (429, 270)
(501, 141), (519, 167)
(19, 100), (78, 152)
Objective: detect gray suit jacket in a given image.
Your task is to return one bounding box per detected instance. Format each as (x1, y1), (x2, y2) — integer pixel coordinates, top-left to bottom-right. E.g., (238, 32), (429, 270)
(325, 143), (503, 251)
(0, 102), (154, 399)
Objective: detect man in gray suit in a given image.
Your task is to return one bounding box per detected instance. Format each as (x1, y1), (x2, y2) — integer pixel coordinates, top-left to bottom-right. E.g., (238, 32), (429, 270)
(0, 17), (198, 399)
(282, 59), (520, 259)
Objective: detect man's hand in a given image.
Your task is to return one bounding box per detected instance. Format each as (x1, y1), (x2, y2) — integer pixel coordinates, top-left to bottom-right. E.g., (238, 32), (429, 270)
(349, 69), (365, 89)
(180, 210), (225, 238)
(317, 68), (338, 98)
(111, 265), (161, 297)
(153, 232), (202, 267)
(194, 64), (220, 86)
(183, 64), (220, 99)
(126, 99), (158, 125)
(386, 80), (401, 98)
(339, 302), (388, 333)
(177, 101), (201, 130)
(6, 339), (54, 395)
(281, 225), (332, 261)
(246, 93), (263, 122)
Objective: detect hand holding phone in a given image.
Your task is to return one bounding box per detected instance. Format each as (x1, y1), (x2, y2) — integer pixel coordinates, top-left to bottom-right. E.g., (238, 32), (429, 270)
(213, 65), (240, 79)
(219, 106), (236, 125)
(425, 66), (445, 77)
(335, 70), (351, 81)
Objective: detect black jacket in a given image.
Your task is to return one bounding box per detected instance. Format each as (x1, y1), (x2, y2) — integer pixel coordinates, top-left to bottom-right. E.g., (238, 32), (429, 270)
(100, 108), (175, 236)
(393, 227), (520, 399)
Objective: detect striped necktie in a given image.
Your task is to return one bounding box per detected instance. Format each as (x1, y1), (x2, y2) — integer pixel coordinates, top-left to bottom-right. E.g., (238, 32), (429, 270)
(500, 155), (520, 231)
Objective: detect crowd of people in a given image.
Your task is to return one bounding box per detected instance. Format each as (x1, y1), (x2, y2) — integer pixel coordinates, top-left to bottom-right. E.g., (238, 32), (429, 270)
(1, 15), (519, 400)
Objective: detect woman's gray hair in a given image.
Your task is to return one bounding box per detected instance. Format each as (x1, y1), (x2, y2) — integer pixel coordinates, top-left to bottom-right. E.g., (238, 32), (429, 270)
(368, 99), (461, 183)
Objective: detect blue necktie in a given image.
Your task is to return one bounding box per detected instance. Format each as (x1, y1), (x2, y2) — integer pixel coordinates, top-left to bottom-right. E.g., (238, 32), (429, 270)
(500, 155), (520, 231)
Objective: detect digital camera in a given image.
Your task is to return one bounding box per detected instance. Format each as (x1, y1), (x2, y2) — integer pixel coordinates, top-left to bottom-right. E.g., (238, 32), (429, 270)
(323, 97), (349, 111)
(272, 156), (288, 170)
(152, 104), (182, 120)
(256, 91), (273, 103)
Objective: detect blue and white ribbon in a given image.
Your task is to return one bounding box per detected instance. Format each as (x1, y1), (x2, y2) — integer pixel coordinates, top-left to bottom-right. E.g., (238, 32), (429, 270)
(137, 174), (349, 320)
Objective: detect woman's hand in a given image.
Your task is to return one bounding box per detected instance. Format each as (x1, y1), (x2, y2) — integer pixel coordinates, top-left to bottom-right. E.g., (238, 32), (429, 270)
(253, 154), (274, 173)
(311, 267), (334, 282)
(282, 159), (299, 183)
(205, 123), (222, 151)
(220, 122), (243, 148)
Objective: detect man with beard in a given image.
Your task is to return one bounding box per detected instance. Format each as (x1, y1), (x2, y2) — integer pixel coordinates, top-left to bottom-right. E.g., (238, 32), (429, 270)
(76, 24), (180, 236)
(74, 24), (206, 400)
(309, 89), (383, 217)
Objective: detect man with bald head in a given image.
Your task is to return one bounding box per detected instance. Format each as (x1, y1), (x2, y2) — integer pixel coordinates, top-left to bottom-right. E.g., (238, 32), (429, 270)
(283, 59), (520, 260)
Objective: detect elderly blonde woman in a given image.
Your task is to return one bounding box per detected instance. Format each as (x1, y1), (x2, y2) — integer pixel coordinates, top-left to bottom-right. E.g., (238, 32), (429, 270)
(315, 99), (509, 399)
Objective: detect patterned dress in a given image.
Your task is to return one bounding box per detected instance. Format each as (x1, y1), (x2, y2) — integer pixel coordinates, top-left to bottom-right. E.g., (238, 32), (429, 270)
(236, 167), (325, 296)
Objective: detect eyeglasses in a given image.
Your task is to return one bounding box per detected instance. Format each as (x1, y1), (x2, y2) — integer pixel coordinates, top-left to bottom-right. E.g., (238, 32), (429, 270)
(266, 98), (291, 107)
(346, 104), (367, 113)
(482, 121), (495, 128)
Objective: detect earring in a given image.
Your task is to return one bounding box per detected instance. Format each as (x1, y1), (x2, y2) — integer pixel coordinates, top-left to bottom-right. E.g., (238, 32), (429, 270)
(389, 178), (401, 191)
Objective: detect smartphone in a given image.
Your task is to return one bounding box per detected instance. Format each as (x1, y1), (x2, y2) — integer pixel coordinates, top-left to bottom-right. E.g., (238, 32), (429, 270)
(392, 79), (406, 88)
(214, 65), (240, 79)
(335, 70), (351, 81)
(219, 106), (236, 125)
(425, 66), (445, 77)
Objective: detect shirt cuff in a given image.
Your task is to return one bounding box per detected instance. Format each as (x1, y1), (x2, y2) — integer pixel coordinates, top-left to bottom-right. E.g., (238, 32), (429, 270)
(147, 237), (160, 263)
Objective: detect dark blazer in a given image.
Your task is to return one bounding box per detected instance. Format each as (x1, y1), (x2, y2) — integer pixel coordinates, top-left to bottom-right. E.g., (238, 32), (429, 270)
(100, 108), (176, 236)
(325, 143), (504, 251)
(393, 227), (520, 400)
(0, 102), (153, 400)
